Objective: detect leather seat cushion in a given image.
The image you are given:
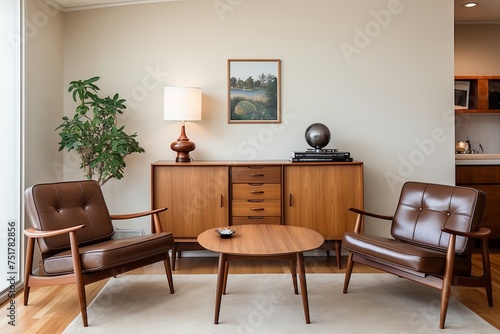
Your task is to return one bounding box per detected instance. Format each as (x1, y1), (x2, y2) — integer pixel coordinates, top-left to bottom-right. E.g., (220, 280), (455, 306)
(343, 232), (471, 276)
(42, 232), (174, 276)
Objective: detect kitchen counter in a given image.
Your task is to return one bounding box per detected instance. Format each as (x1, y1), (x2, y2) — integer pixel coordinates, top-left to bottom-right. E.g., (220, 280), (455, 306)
(455, 154), (500, 165)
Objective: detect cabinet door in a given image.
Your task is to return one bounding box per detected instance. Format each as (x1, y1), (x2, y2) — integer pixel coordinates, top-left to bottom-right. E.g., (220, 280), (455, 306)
(152, 166), (229, 237)
(464, 184), (500, 240)
(456, 165), (500, 239)
(455, 76), (500, 113)
(283, 164), (363, 240)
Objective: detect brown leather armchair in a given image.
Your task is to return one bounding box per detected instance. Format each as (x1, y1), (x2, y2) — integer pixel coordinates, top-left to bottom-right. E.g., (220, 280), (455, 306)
(342, 181), (492, 329)
(23, 180), (175, 327)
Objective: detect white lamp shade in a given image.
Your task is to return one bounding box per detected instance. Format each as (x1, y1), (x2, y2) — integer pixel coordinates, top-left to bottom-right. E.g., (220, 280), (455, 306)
(164, 86), (202, 121)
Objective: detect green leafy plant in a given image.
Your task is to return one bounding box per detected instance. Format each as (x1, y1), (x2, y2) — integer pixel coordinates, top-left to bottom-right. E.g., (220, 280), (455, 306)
(56, 77), (145, 186)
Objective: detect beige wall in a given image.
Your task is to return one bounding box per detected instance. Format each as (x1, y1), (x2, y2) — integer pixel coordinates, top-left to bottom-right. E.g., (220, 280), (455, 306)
(455, 24), (500, 153)
(25, 0), (64, 188)
(455, 24), (500, 75)
(28, 0), (455, 236)
(24, 0), (64, 270)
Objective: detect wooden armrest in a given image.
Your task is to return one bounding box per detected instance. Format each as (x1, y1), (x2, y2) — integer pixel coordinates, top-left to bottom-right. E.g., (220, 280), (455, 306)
(348, 207), (393, 221)
(442, 227), (491, 239)
(111, 207), (167, 220)
(24, 224), (86, 238)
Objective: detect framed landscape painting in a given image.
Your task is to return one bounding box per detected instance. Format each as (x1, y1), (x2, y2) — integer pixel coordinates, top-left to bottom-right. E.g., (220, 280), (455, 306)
(228, 59), (281, 123)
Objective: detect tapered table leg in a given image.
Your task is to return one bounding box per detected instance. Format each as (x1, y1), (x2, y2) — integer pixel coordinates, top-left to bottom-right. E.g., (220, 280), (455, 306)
(222, 260), (229, 295)
(289, 259), (298, 294)
(214, 253), (227, 324)
(296, 252), (311, 324)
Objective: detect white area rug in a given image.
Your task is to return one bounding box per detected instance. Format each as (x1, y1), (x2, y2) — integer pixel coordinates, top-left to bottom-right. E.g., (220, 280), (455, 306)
(64, 274), (497, 333)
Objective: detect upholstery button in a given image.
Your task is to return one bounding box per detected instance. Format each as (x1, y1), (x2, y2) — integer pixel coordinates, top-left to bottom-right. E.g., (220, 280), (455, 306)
(447, 213), (451, 216)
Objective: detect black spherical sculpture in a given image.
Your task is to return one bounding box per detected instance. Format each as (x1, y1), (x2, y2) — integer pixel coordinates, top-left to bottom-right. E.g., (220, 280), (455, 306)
(305, 123), (331, 150)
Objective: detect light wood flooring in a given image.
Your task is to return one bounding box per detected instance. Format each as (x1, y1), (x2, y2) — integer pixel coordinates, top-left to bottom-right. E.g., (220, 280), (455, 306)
(1, 252), (499, 333)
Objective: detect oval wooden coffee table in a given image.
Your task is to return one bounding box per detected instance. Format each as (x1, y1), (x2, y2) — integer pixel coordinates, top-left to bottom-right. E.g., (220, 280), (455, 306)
(197, 224), (324, 324)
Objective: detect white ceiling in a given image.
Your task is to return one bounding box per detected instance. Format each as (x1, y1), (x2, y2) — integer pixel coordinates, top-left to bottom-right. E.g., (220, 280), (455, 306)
(47, 0), (500, 21)
(46, 0), (180, 12)
(454, 0), (500, 22)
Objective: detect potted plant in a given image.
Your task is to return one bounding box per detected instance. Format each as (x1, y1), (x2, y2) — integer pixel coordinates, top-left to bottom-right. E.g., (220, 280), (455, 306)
(56, 77), (145, 186)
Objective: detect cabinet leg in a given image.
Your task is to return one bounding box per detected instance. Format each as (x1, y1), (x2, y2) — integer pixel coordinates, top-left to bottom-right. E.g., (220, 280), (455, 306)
(171, 244), (177, 271)
(335, 240), (341, 269)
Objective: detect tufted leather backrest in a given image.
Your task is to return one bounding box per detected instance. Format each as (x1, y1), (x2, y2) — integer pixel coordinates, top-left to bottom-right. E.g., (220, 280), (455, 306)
(25, 180), (114, 256)
(391, 182), (486, 255)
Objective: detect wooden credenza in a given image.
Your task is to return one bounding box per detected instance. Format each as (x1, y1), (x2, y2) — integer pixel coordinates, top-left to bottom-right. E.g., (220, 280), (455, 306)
(151, 160), (364, 268)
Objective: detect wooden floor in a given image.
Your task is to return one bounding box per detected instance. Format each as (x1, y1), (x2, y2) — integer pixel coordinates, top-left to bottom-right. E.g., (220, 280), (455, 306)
(1, 252), (499, 333)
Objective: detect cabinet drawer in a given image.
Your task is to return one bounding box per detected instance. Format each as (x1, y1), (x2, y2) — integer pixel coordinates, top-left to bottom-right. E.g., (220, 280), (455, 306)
(232, 183), (281, 200)
(232, 199), (281, 216)
(232, 216), (281, 225)
(231, 166), (281, 183)
(456, 165), (500, 184)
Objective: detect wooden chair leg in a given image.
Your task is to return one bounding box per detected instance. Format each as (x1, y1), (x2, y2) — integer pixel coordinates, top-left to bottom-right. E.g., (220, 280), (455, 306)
(343, 253), (354, 294)
(440, 278), (452, 329)
(23, 237), (35, 306)
(439, 234), (457, 329)
(68, 232), (88, 327)
(76, 279), (88, 327)
(163, 257), (175, 294)
(481, 238), (493, 306)
(23, 284), (30, 306)
(485, 277), (493, 307)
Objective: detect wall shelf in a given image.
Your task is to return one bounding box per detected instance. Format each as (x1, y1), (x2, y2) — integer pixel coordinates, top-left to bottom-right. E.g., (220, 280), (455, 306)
(455, 76), (500, 113)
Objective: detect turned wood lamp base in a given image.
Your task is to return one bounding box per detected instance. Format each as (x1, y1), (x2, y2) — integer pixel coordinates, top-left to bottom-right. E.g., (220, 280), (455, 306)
(170, 124), (195, 162)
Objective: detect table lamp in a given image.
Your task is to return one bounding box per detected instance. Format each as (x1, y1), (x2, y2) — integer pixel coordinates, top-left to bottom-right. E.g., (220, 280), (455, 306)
(164, 86), (202, 162)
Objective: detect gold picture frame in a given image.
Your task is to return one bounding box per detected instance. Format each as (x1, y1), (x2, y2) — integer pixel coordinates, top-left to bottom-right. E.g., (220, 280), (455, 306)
(228, 59), (281, 123)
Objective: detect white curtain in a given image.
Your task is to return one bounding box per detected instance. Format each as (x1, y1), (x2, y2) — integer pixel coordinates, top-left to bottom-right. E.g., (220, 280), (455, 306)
(0, 0), (22, 301)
